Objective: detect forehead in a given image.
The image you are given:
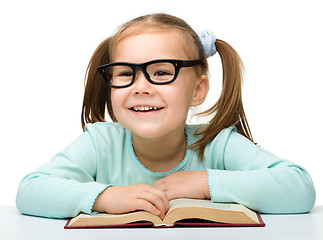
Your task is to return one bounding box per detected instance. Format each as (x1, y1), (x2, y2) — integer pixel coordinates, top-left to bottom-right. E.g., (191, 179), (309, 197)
(111, 27), (196, 62)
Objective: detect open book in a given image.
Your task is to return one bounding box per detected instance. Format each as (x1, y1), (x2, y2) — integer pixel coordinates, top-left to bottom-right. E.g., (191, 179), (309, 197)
(65, 198), (265, 228)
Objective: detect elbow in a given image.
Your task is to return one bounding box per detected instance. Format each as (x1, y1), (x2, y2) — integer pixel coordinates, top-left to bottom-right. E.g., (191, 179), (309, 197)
(261, 168), (316, 214)
(288, 166), (316, 213)
(16, 175), (33, 215)
(293, 179), (316, 213)
(267, 186), (315, 214)
(16, 191), (27, 215)
(258, 187), (315, 214)
(16, 182), (28, 215)
(16, 173), (45, 216)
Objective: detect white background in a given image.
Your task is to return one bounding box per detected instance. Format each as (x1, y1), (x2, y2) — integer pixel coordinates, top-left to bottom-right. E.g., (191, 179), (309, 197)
(0, 0), (322, 206)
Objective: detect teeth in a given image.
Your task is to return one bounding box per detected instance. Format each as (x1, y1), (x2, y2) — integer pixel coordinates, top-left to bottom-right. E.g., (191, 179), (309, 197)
(132, 106), (162, 112)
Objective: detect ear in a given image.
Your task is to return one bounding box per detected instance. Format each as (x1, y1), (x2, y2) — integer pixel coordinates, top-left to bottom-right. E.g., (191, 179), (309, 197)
(190, 74), (209, 107)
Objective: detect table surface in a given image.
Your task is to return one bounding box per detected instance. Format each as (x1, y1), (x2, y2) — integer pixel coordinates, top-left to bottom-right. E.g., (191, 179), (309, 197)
(1, 206), (322, 240)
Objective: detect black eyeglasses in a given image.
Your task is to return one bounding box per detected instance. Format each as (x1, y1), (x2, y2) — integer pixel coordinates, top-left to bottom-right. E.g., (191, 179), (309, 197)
(97, 59), (204, 88)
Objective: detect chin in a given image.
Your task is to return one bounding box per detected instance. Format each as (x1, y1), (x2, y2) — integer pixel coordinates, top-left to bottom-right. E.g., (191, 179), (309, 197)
(131, 126), (165, 140)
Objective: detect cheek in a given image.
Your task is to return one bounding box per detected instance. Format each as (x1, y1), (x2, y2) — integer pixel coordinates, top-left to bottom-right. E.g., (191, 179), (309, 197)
(165, 85), (194, 115)
(110, 90), (126, 117)
(175, 80), (196, 108)
(110, 90), (118, 111)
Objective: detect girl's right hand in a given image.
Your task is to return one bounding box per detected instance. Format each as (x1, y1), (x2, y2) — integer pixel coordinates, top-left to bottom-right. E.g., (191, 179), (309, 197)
(92, 184), (169, 219)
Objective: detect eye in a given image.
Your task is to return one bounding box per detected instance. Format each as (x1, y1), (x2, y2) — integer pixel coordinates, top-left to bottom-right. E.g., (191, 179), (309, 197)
(154, 71), (172, 76)
(118, 71), (133, 77)
(111, 66), (133, 79)
(147, 62), (175, 82)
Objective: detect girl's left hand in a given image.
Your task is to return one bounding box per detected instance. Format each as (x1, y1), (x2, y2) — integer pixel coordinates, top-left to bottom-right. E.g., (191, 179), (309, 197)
(152, 171), (211, 200)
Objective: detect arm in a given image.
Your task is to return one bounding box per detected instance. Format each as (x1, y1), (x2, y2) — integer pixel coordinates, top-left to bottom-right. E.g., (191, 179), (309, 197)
(153, 127), (315, 213)
(207, 128), (316, 213)
(16, 127), (169, 219)
(16, 132), (109, 219)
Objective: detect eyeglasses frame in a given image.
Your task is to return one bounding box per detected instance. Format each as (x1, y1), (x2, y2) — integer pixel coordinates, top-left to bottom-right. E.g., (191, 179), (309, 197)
(97, 59), (205, 88)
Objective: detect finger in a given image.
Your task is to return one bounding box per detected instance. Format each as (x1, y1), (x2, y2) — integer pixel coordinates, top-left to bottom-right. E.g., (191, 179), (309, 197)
(149, 186), (170, 212)
(151, 180), (174, 203)
(154, 188), (170, 213)
(139, 192), (167, 219)
(138, 189), (169, 219)
(134, 199), (160, 216)
(151, 186), (172, 211)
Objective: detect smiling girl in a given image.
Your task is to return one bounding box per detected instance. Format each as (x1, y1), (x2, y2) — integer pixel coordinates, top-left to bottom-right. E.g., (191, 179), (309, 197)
(16, 13), (315, 219)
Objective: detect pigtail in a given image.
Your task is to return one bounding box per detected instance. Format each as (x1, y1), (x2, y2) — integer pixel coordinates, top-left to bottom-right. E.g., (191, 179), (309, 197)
(81, 37), (117, 131)
(190, 39), (254, 159)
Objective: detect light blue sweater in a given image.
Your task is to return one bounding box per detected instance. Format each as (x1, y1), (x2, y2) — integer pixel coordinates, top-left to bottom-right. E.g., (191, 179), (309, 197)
(16, 123), (315, 218)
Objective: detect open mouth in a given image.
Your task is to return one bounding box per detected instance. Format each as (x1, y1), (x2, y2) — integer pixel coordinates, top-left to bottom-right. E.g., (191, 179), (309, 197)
(130, 106), (164, 112)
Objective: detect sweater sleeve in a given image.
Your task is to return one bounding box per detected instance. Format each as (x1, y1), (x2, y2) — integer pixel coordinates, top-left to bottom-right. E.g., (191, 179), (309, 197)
(16, 130), (110, 219)
(207, 127), (316, 214)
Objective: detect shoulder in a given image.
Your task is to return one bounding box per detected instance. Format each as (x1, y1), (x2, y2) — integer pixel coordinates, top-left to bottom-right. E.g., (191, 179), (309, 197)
(85, 122), (126, 134)
(185, 124), (237, 146)
(206, 125), (255, 154)
(186, 124), (240, 168)
(84, 122), (128, 145)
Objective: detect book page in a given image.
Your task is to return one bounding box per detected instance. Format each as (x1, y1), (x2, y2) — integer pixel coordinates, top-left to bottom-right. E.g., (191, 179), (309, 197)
(69, 199), (260, 227)
(69, 211), (160, 226)
(168, 199), (259, 224)
(169, 198), (244, 212)
(68, 213), (136, 226)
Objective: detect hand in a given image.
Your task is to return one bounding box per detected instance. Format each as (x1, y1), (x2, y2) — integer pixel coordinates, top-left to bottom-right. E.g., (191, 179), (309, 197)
(92, 184), (169, 219)
(152, 171), (211, 200)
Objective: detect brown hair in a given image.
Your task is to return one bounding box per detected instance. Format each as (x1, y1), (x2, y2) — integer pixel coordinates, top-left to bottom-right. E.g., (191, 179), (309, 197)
(189, 39), (254, 159)
(81, 13), (254, 160)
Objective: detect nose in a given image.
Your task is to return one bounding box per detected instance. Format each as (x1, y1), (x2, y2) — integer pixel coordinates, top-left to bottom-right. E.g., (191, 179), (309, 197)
(132, 70), (153, 95)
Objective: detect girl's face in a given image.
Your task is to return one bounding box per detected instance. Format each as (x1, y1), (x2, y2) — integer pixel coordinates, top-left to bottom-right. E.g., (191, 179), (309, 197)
(111, 29), (208, 141)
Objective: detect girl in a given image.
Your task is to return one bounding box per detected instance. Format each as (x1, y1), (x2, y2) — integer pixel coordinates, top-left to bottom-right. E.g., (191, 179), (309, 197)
(16, 13), (315, 219)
